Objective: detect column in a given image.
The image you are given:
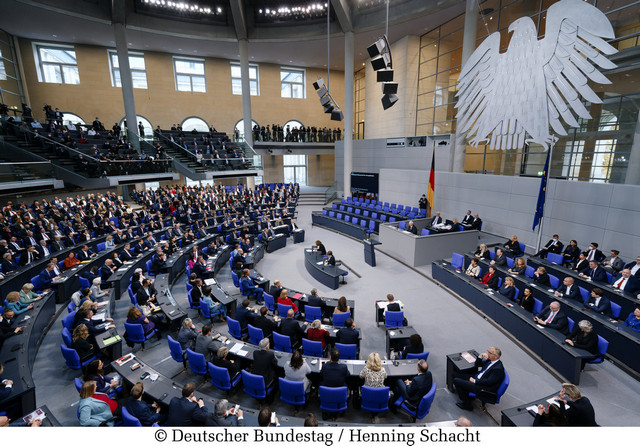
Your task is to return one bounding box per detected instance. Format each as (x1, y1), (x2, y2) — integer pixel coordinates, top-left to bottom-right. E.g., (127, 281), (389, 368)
(343, 31), (354, 197)
(451, 0), (478, 172)
(113, 22), (139, 149)
(625, 113), (640, 185)
(239, 38), (253, 147)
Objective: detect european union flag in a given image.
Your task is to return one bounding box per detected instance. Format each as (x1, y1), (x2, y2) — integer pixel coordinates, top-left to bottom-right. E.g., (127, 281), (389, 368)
(532, 149), (551, 231)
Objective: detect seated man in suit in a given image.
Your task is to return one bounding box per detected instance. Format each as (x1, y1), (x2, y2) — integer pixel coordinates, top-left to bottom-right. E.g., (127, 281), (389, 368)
(430, 212), (443, 227)
(99, 259), (115, 284)
(382, 293), (403, 318)
(253, 338), (278, 388)
(269, 280), (283, 299)
(1, 252), (18, 274)
(252, 306), (279, 340)
(194, 323), (218, 361)
(77, 244), (96, 261)
(624, 256), (640, 278)
(150, 252), (167, 275)
(207, 399), (244, 427)
(307, 288), (324, 308)
(212, 347), (241, 379)
(554, 276), (580, 301)
(453, 347), (504, 411)
(490, 248), (507, 267)
(235, 299), (258, 331)
(336, 318), (359, 345)
(461, 210), (474, 226)
(578, 260), (607, 283)
(391, 359), (433, 410)
(166, 382), (209, 426)
(279, 309), (306, 348)
(36, 240), (52, 258)
(19, 245), (40, 266)
(583, 288), (612, 317)
(612, 269), (640, 294)
(534, 301), (569, 335)
(192, 256), (208, 279)
(325, 251), (336, 266)
(39, 262), (62, 288)
(126, 382), (167, 426)
(582, 242), (605, 263)
(405, 220), (418, 235)
(602, 250), (623, 274)
(534, 234), (563, 259)
(320, 348), (350, 387)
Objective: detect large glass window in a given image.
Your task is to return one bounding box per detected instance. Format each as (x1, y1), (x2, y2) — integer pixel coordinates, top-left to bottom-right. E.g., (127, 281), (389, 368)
(283, 154), (307, 186)
(61, 112), (85, 127)
(108, 50), (147, 89)
(234, 119), (259, 142)
(280, 68), (305, 98)
(173, 57), (206, 92)
(0, 49), (6, 81)
(119, 115), (153, 138)
(34, 44), (79, 84)
(181, 117), (209, 133)
(230, 62), (259, 95)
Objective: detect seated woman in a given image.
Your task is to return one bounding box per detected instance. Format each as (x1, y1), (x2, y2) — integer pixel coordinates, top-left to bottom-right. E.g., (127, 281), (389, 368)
(480, 266), (499, 290)
(465, 258), (481, 278)
(517, 287), (535, 313)
(19, 283), (43, 305)
(503, 235), (522, 256)
(104, 235), (115, 250)
(498, 276), (516, 300)
(201, 286), (227, 322)
(533, 404), (567, 426)
(277, 289), (297, 313)
(306, 319), (330, 350)
(401, 333), (424, 359)
(5, 291), (33, 315)
(334, 296), (351, 314)
(314, 240), (327, 256)
(126, 306), (160, 340)
(63, 251), (81, 270)
(474, 243), (491, 260)
(91, 277), (109, 300)
(71, 324), (95, 362)
(565, 320), (600, 368)
(283, 349), (312, 393)
(359, 352), (387, 387)
(533, 266), (551, 287)
(177, 317), (198, 351)
(83, 359), (120, 396)
(508, 257), (526, 275)
(187, 252), (197, 270)
(77, 381), (117, 426)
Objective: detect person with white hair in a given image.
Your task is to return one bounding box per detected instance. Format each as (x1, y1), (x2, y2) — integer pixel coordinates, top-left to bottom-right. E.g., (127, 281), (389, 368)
(90, 277), (108, 300)
(252, 337), (278, 388)
(207, 399), (244, 426)
(564, 320), (599, 368)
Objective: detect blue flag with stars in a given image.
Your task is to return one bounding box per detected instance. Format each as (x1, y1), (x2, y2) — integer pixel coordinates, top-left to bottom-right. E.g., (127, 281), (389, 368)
(532, 149), (551, 231)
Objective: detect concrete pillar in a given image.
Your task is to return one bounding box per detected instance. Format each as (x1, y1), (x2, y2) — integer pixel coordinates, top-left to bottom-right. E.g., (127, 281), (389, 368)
(625, 113), (640, 185)
(239, 38), (253, 146)
(343, 31), (354, 197)
(113, 22), (139, 149)
(246, 176), (256, 190)
(451, 0), (478, 172)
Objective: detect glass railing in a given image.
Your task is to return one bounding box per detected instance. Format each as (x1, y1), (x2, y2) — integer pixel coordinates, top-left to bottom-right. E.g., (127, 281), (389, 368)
(0, 162), (56, 183)
(324, 181), (338, 204)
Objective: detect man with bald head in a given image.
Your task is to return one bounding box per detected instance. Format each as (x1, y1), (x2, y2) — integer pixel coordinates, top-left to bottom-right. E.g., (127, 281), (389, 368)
(612, 269), (640, 294)
(554, 276), (580, 300)
(534, 301), (569, 335)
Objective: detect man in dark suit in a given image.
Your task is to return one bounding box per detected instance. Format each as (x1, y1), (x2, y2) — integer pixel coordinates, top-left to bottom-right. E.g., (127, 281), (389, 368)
(612, 269), (640, 294)
(624, 257), (640, 279)
(554, 276), (580, 301)
(38, 262), (60, 288)
(166, 382), (209, 426)
(279, 309), (305, 347)
(150, 252), (166, 275)
(582, 243), (605, 263)
(51, 236), (66, 252)
(36, 240), (51, 258)
(126, 382), (166, 426)
(194, 324), (218, 361)
(392, 359), (433, 410)
(583, 288), (612, 317)
(336, 318), (359, 345)
(22, 231), (38, 248)
(19, 246), (40, 266)
(578, 260), (607, 283)
(253, 306), (279, 339)
(253, 338), (278, 388)
(491, 248), (507, 267)
(321, 348), (350, 387)
(77, 245), (94, 261)
(307, 288), (324, 308)
(453, 348), (504, 412)
(431, 212), (443, 226)
(235, 299), (258, 331)
(556, 383), (597, 426)
(534, 301), (569, 334)
(207, 399), (244, 426)
(120, 243), (136, 260)
(461, 210), (474, 226)
(99, 259), (114, 283)
(192, 256), (208, 279)
(534, 234), (563, 259)
(326, 250), (336, 266)
(190, 278), (204, 307)
(405, 220), (418, 235)
(1, 253), (18, 274)
(269, 280), (283, 299)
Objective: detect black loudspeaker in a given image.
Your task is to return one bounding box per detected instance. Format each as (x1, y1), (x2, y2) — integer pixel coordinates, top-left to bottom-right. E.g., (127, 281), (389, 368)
(331, 110), (344, 121)
(312, 79), (325, 90)
(367, 40), (385, 58)
(320, 94), (333, 106)
(377, 69), (394, 82)
(382, 94), (399, 110)
(382, 82), (398, 95)
(371, 56), (387, 71)
(323, 103), (335, 113)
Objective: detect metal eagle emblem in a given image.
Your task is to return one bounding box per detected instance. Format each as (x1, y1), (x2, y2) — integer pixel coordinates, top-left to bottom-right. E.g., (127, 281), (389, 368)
(455, 0), (618, 151)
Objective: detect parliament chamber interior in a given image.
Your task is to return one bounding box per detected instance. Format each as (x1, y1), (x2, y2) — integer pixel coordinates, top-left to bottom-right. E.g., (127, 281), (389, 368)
(0, 0), (639, 431)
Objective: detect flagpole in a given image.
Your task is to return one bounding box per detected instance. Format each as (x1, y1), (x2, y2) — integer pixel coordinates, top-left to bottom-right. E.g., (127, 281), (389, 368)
(535, 141), (555, 253)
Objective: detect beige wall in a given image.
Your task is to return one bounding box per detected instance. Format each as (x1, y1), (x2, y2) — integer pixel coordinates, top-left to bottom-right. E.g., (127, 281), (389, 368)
(262, 155), (284, 184)
(307, 154), (335, 186)
(18, 38), (345, 136)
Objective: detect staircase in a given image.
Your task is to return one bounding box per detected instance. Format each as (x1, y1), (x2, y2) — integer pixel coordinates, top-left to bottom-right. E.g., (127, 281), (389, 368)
(297, 189), (328, 207)
(163, 144), (209, 175)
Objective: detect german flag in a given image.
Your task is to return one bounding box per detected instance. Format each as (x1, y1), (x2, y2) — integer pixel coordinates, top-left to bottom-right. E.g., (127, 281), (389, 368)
(427, 146), (435, 209)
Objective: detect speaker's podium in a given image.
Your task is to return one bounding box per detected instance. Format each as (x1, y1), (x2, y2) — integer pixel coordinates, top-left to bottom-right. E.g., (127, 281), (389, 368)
(292, 229), (305, 244)
(363, 239), (381, 266)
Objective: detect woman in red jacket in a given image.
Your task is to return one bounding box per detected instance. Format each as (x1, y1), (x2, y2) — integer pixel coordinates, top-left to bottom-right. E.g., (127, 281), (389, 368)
(306, 319), (330, 349)
(277, 289), (298, 313)
(480, 265), (500, 290)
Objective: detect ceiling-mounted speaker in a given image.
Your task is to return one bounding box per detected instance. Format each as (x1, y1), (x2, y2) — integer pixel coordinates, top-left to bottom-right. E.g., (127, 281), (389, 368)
(377, 69), (394, 82)
(323, 103), (335, 113)
(382, 94), (399, 110)
(316, 86), (328, 97)
(312, 78), (325, 90)
(367, 39), (385, 58)
(320, 94), (333, 106)
(382, 82), (398, 95)
(331, 110), (344, 121)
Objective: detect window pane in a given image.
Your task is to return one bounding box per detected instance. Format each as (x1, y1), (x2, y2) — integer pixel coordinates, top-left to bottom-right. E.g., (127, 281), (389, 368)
(129, 55), (145, 70)
(281, 70), (302, 83)
(291, 83), (303, 98)
(131, 70), (147, 89)
(176, 74), (191, 91)
(232, 78), (242, 95)
(111, 53), (119, 68)
(182, 117), (209, 132)
(62, 65), (79, 84)
(175, 59), (204, 75)
(40, 47), (76, 64)
(113, 68), (122, 87)
(191, 75), (206, 92)
(249, 67), (257, 79)
(250, 80), (258, 96)
(43, 64), (62, 83)
(281, 83), (291, 98)
(230, 65), (241, 78)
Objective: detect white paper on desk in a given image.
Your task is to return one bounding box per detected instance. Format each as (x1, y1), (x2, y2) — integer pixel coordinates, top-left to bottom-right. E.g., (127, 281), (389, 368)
(460, 351), (475, 363)
(376, 301), (386, 308)
(92, 314), (106, 322)
(547, 398), (560, 407)
(526, 405), (538, 413)
(229, 343), (243, 354)
(22, 315), (31, 321)
(236, 349), (250, 357)
(150, 373), (159, 382)
(333, 329), (339, 333)
(305, 249), (312, 252)
(316, 261), (323, 265)
(389, 331), (396, 336)
(547, 289), (554, 293)
(204, 278), (216, 286)
(97, 301), (109, 307)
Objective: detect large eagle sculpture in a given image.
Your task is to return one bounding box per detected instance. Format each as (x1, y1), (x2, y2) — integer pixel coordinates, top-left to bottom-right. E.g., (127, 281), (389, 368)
(455, 0), (617, 151)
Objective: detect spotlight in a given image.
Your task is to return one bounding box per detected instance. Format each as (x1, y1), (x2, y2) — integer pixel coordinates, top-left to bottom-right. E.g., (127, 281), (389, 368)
(381, 94), (398, 110)
(377, 69), (394, 82)
(382, 82), (398, 95)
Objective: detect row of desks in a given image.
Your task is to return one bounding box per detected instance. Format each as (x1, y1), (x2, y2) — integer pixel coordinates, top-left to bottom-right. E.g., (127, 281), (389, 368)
(432, 261), (594, 384)
(467, 253), (640, 375)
